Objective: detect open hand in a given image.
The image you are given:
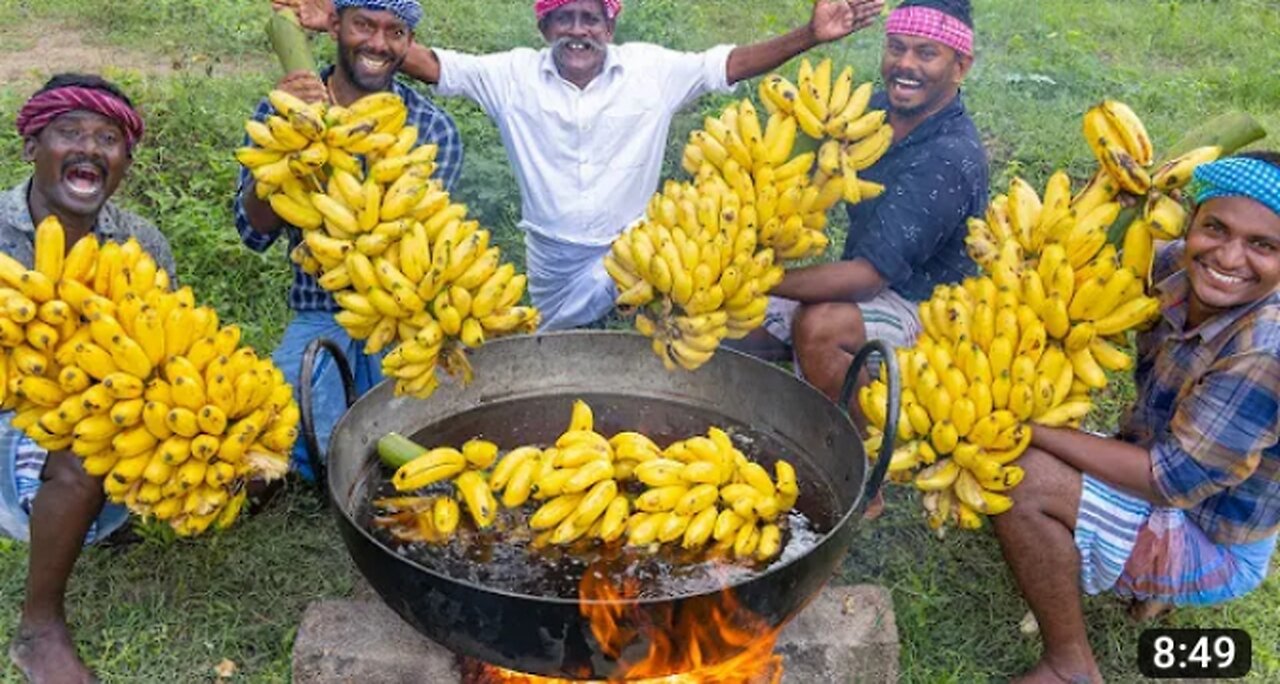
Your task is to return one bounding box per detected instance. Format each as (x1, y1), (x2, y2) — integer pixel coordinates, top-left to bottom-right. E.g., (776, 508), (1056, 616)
(271, 0), (335, 33)
(276, 70), (328, 104)
(812, 0), (885, 43)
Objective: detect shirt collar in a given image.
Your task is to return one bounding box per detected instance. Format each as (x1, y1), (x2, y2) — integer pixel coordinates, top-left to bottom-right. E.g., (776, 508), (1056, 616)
(1153, 267), (1273, 342)
(872, 89), (966, 143)
(7, 178), (123, 239)
(539, 45), (624, 87)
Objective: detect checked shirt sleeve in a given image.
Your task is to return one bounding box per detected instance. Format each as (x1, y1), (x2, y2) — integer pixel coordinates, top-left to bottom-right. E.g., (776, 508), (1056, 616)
(416, 104), (463, 193)
(1151, 350), (1280, 509)
(232, 99), (281, 253)
(845, 156), (973, 288)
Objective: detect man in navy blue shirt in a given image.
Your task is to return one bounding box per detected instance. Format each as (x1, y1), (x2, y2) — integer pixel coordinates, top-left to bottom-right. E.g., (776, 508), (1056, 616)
(750, 0), (988, 406)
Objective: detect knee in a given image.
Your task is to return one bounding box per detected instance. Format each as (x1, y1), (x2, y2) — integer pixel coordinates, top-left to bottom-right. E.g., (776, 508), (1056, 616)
(793, 303), (865, 353)
(1002, 447), (1080, 514)
(42, 453), (103, 502)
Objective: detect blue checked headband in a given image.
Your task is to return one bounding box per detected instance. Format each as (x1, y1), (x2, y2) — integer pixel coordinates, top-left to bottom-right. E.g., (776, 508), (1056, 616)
(1191, 156), (1280, 218)
(334, 0), (423, 30)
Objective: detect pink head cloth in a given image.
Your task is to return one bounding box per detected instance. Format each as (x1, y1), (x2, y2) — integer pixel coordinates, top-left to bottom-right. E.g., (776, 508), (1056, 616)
(535, 0), (622, 22)
(16, 86), (144, 151)
(885, 6), (974, 57)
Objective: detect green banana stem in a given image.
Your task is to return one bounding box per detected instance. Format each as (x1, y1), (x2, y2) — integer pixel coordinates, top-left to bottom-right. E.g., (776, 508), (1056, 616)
(378, 432), (427, 469)
(268, 9), (316, 74)
(1164, 111), (1267, 161)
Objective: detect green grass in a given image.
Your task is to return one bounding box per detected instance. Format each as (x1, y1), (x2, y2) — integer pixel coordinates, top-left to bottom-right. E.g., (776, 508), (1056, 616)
(1, 0), (1278, 681)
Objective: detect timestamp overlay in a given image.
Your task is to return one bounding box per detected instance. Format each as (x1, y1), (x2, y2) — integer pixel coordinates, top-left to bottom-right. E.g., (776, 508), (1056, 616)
(1138, 628), (1252, 679)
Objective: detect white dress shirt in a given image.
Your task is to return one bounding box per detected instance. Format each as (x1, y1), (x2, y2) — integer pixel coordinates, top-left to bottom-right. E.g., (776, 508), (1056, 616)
(435, 42), (736, 246)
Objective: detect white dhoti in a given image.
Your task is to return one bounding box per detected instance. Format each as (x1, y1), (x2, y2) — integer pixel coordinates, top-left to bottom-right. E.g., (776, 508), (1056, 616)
(525, 230), (618, 331)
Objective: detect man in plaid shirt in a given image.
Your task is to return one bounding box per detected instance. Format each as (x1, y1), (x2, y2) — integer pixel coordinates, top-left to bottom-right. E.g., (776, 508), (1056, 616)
(234, 0), (462, 479)
(996, 152), (1280, 684)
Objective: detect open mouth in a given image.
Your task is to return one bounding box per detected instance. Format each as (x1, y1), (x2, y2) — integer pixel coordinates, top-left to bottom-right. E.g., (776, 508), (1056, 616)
(889, 76), (924, 96)
(63, 163), (104, 198)
(1196, 258), (1251, 289)
(357, 53), (393, 74)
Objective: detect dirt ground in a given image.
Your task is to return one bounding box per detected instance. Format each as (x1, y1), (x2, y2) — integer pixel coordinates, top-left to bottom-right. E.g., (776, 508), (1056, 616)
(0, 20), (252, 88)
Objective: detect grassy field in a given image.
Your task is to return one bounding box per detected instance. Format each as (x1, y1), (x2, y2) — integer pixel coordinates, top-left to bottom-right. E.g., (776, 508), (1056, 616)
(1, 0), (1279, 681)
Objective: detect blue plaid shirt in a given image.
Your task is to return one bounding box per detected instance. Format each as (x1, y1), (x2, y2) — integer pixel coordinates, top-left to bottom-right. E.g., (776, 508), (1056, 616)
(842, 92), (988, 302)
(234, 68), (463, 312)
(1121, 243), (1280, 545)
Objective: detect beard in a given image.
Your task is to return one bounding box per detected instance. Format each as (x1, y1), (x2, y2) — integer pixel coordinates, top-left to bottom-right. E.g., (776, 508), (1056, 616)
(337, 45), (406, 93)
(889, 99), (934, 119)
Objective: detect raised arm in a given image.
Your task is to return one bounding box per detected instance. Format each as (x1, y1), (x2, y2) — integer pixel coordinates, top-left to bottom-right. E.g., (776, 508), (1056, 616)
(401, 44), (442, 85)
(725, 0), (883, 84)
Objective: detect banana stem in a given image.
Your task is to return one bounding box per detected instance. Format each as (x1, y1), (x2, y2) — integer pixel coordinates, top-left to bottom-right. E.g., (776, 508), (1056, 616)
(378, 432), (428, 469)
(1164, 112), (1266, 161)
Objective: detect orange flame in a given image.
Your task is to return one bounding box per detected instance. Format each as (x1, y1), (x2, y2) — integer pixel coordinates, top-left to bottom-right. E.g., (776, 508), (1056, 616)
(470, 565), (783, 683)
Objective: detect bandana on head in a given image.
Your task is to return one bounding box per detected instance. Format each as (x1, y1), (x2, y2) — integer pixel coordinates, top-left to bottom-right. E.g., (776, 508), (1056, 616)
(1190, 157), (1280, 218)
(886, 5), (975, 57)
(15, 86), (145, 151)
(535, 0), (622, 22)
(334, 0), (423, 30)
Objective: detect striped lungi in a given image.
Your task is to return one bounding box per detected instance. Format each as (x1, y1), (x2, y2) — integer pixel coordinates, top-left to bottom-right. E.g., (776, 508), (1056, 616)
(1075, 474), (1276, 606)
(0, 413), (129, 544)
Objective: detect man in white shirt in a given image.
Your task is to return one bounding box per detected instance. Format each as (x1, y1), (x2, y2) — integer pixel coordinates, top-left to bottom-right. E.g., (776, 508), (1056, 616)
(274, 0), (885, 329)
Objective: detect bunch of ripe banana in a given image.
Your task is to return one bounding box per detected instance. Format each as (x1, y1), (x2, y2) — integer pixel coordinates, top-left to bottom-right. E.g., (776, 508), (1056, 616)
(605, 176), (786, 371)
(1081, 100), (1222, 249)
(235, 90), (412, 199)
(374, 437), (501, 542)
(0, 218), (297, 536)
(386, 399), (798, 563)
(757, 58), (894, 205)
(620, 426), (797, 562)
(864, 162), (1186, 533)
(607, 58), (891, 372)
(752, 57), (896, 202)
(236, 90), (538, 399)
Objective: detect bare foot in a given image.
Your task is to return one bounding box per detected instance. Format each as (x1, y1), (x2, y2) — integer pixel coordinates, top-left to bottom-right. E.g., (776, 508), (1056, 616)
(246, 477), (285, 515)
(8, 623), (97, 684)
(861, 491), (885, 520)
(1011, 659), (1099, 684)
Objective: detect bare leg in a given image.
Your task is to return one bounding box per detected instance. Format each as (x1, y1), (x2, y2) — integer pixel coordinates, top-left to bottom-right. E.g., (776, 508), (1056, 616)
(9, 451), (102, 684)
(791, 303), (886, 517)
(791, 302), (868, 405)
(991, 448), (1102, 684)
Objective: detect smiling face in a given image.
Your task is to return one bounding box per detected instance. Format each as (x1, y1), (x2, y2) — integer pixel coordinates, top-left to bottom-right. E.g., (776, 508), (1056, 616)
(1183, 195), (1280, 326)
(881, 34), (971, 120)
(332, 8), (413, 93)
(23, 109), (130, 222)
(540, 0), (614, 88)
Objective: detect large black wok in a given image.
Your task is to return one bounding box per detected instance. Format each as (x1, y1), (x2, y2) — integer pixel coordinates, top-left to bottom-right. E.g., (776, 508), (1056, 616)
(301, 331), (898, 680)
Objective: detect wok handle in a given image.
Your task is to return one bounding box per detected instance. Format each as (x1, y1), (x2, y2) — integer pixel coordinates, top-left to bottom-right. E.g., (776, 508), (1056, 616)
(299, 338), (358, 496)
(837, 339), (900, 506)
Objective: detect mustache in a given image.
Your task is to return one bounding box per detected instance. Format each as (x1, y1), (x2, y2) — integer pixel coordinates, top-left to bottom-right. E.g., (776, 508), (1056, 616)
(61, 156), (106, 178)
(551, 36), (606, 54)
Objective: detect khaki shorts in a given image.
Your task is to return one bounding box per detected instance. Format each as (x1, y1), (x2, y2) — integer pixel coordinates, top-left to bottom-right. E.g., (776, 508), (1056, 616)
(763, 290), (922, 350)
